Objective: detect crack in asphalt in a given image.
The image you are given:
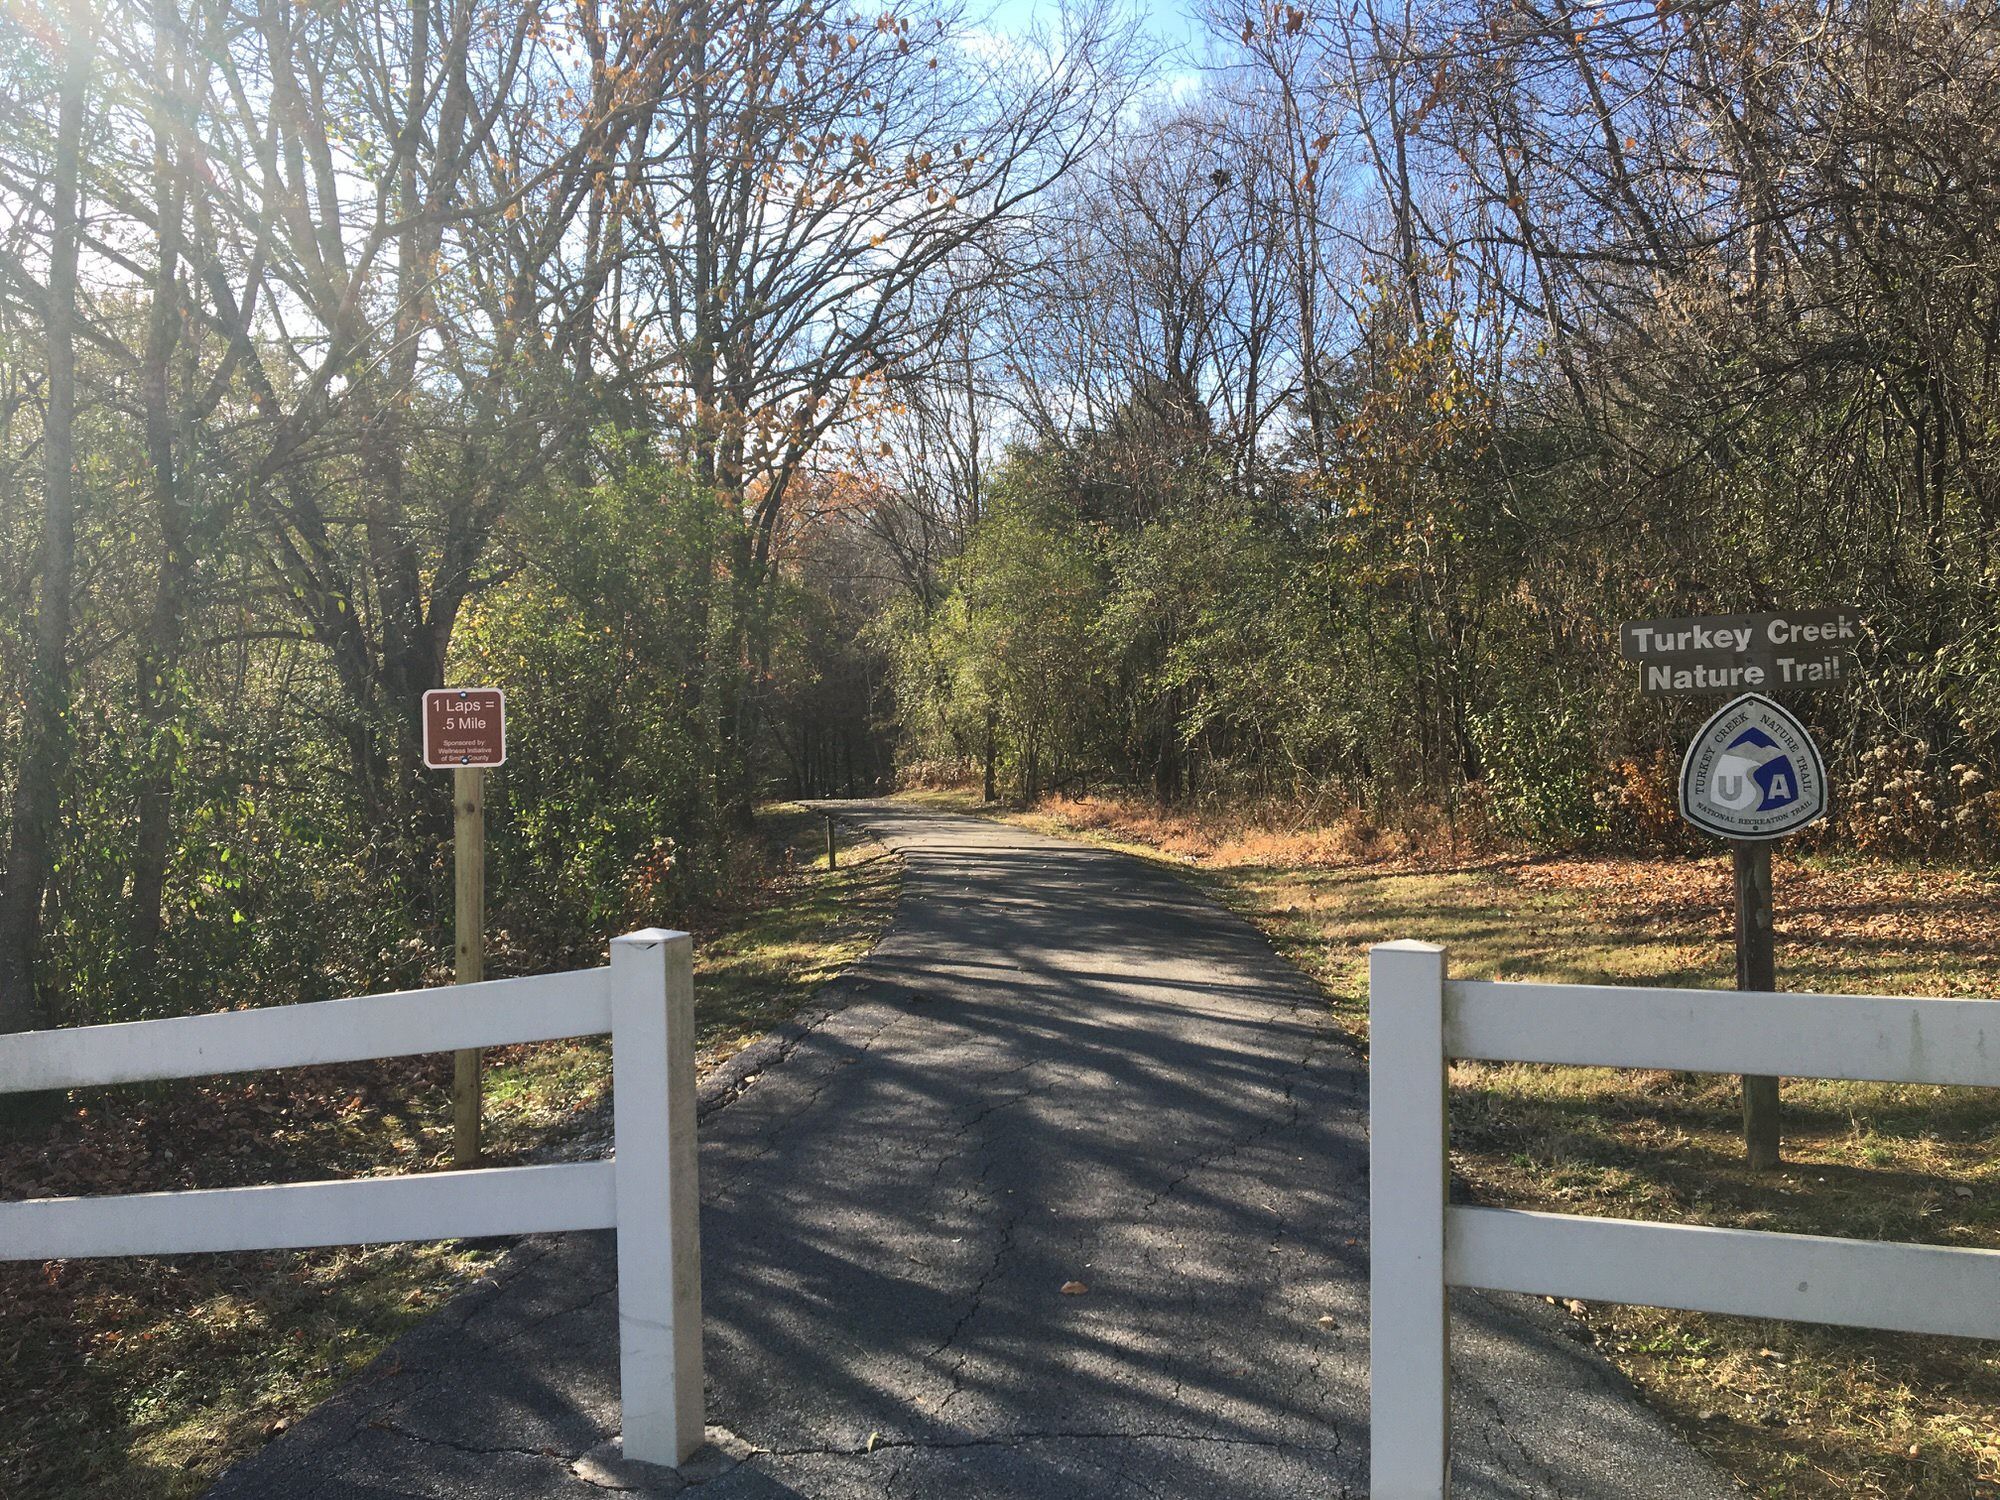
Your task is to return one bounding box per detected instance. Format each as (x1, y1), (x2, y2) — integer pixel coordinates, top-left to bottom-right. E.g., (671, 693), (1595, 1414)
(929, 1155), (1027, 1415)
(735, 1004), (910, 1162)
(1474, 1387), (1571, 1495)
(1136, 1022), (1331, 1219)
(924, 1074), (1055, 1195)
(469, 1278), (618, 1356)
(692, 1002), (842, 1125)
(365, 1417), (578, 1466)
(758, 1429), (1345, 1460)
(599, 1424), (1352, 1499)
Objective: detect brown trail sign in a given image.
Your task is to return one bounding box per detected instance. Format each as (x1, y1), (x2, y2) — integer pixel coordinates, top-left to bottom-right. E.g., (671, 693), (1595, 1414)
(423, 688), (507, 768)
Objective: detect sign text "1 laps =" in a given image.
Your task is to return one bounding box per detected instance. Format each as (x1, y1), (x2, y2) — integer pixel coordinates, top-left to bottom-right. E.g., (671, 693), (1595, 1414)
(1618, 608), (1863, 695)
(423, 688), (507, 769)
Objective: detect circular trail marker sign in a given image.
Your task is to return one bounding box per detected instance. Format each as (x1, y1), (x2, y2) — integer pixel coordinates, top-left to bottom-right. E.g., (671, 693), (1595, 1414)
(1679, 693), (1827, 841)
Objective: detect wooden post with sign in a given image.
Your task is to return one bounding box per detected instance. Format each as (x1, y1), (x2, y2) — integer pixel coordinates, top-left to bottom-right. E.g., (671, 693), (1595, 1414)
(1680, 691), (1828, 1171)
(825, 813), (837, 871)
(423, 688), (507, 1170)
(1622, 611), (1859, 1171)
(1734, 841), (1781, 1170)
(453, 766), (485, 1166)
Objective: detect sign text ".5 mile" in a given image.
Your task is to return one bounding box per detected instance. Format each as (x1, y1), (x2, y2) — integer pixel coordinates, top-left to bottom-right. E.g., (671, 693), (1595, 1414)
(423, 688), (507, 769)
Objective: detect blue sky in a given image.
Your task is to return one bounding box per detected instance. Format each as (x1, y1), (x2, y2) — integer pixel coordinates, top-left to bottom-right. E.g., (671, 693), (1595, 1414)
(978, 0), (1207, 52)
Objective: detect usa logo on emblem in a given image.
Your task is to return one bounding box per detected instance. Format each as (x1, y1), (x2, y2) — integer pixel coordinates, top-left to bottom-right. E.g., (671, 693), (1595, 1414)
(1678, 693), (1828, 841)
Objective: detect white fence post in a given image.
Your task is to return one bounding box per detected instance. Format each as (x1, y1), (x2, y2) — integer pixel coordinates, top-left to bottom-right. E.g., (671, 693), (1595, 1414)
(610, 929), (705, 1466)
(1369, 939), (1451, 1499)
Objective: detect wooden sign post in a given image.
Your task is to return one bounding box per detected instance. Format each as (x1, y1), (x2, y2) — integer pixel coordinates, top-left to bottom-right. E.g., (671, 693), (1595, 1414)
(1620, 613), (1858, 1170)
(1680, 690), (1831, 1169)
(453, 766), (485, 1166)
(423, 688), (507, 1168)
(1733, 842), (1780, 1170)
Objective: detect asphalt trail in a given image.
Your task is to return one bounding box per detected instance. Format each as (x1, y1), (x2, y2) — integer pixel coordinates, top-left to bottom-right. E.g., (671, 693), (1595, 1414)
(207, 800), (1733, 1498)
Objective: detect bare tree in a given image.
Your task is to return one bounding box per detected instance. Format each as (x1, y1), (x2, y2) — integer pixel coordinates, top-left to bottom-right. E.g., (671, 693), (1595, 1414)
(0, 0), (90, 1032)
(622, 0), (1138, 817)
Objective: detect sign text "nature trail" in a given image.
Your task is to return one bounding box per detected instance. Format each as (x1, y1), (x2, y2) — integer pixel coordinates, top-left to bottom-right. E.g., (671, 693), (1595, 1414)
(1617, 608), (1863, 696)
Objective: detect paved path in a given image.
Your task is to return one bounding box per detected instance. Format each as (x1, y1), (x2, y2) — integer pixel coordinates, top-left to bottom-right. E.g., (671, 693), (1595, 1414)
(208, 801), (1733, 1498)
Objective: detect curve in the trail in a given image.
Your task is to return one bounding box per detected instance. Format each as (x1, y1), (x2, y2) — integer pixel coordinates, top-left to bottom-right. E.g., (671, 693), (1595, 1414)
(207, 800), (1733, 1499)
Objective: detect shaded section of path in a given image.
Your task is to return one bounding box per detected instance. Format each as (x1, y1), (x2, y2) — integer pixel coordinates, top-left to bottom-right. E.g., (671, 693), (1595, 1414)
(207, 801), (1732, 1498)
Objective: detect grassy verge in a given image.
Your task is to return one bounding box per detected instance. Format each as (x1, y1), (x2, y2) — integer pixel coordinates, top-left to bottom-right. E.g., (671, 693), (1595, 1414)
(0, 804), (897, 1499)
(910, 788), (2000, 1498)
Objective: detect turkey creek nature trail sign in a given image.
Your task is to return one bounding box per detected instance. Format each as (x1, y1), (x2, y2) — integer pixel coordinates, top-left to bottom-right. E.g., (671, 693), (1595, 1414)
(1619, 606), (1863, 694)
(423, 689), (507, 1168)
(1618, 612), (1857, 1172)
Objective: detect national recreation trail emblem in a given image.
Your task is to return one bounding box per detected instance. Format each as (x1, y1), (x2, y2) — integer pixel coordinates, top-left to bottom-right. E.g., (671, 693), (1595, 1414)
(1678, 693), (1828, 840)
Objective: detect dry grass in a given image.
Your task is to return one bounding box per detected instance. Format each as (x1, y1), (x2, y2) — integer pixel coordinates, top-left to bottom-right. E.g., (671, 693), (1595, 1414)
(917, 786), (2000, 1498)
(993, 791), (1436, 868)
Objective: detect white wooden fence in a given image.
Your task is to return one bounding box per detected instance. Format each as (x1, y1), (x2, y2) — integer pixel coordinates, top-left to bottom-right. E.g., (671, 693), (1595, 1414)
(0, 928), (704, 1469)
(1369, 939), (2000, 1498)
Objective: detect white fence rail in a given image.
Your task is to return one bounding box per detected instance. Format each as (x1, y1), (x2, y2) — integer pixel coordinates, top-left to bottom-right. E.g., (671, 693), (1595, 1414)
(1368, 939), (2000, 1499)
(0, 928), (704, 1469)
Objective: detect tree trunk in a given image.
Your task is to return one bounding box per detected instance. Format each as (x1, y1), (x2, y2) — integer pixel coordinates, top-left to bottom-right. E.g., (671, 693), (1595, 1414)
(130, 0), (194, 984)
(983, 706), (998, 802)
(0, 0), (90, 1034)
(1153, 688), (1182, 804)
(714, 519), (759, 833)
